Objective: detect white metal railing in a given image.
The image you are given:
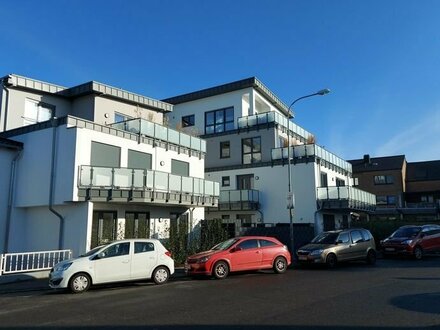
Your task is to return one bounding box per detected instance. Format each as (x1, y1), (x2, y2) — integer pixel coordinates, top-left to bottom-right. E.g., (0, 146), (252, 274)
(0, 250), (72, 276)
(317, 186), (376, 206)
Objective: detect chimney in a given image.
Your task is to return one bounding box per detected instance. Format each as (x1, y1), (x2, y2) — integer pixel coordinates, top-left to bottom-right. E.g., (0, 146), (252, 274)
(363, 154), (371, 165)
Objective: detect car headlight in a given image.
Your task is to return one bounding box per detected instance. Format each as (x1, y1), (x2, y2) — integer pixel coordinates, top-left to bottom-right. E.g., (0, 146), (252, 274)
(54, 262), (72, 272)
(198, 256), (211, 263)
(310, 249), (324, 256)
(402, 239), (413, 245)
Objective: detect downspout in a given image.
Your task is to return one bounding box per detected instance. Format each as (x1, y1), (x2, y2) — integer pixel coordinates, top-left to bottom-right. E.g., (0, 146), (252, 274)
(2, 78), (10, 132)
(188, 207), (195, 248)
(49, 117), (65, 249)
(4, 147), (23, 253)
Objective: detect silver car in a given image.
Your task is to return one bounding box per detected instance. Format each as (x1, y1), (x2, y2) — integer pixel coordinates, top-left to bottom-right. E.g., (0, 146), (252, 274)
(297, 229), (376, 268)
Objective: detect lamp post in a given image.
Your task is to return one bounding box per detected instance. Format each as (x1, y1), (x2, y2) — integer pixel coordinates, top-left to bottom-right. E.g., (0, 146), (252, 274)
(286, 88), (330, 260)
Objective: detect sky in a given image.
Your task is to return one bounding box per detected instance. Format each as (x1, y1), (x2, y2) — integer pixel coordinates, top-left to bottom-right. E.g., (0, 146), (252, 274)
(1, 0), (439, 162)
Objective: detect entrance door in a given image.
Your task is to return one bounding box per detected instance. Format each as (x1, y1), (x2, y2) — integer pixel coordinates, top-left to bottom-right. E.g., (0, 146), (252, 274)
(323, 214), (336, 231)
(91, 211), (117, 248)
(125, 212), (150, 239)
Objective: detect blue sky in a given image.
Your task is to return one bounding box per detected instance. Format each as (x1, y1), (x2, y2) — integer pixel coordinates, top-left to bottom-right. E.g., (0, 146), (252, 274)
(1, 0), (439, 162)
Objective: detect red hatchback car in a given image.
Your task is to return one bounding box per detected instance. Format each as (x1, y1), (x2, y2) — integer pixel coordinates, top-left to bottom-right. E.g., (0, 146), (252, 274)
(185, 236), (291, 279)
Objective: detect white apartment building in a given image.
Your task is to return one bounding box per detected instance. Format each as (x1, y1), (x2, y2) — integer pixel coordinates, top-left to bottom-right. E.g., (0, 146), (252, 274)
(0, 74), (219, 256)
(164, 77), (376, 235)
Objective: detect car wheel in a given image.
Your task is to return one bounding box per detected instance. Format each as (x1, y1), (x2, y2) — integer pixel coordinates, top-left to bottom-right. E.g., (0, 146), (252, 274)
(366, 250), (377, 265)
(69, 273), (91, 293)
(152, 266), (170, 285)
(213, 261), (229, 279)
(326, 253), (337, 269)
(273, 256), (288, 274)
(413, 246), (423, 260)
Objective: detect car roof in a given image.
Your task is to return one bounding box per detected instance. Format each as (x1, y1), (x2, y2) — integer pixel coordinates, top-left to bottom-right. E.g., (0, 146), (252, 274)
(236, 236), (279, 240)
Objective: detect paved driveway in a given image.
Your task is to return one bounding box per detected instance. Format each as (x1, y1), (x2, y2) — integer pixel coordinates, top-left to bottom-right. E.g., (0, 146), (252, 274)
(0, 257), (439, 329)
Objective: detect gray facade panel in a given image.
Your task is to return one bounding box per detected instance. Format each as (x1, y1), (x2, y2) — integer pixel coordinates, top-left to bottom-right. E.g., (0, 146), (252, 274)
(91, 141), (121, 167)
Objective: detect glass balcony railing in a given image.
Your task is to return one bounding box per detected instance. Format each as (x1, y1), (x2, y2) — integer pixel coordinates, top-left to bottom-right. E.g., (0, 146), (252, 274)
(78, 165), (219, 197)
(271, 144), (353, 173)
(237, 112), (312, 140)
(110, 118), (207, 153)
(317, 186), (376, 206)
(219, 189), (259, 203)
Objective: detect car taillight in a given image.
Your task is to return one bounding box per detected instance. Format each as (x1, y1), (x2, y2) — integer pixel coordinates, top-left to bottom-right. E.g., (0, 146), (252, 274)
(165, 251), (172, 257)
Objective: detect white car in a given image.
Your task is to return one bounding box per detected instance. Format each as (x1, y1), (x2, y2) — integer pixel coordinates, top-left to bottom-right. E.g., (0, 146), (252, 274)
(49, 239), (174, 293)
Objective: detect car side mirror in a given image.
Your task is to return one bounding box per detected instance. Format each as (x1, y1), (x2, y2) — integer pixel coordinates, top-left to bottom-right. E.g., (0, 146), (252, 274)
(93, 252), (105, 260)
(232, 246), (242, 253)
(335, 240), (343, 245)
(420, 233), (425, 238)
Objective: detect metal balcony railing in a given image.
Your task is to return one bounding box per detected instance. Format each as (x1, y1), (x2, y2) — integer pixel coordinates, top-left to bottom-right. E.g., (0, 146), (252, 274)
(110, 118), (206, 153)
(271, 144), (353, 174)
(237, 112), (313, 140)
(78, 165), (220, 197)
(218, 189), (260, 210)
(317, 186), (376, 206)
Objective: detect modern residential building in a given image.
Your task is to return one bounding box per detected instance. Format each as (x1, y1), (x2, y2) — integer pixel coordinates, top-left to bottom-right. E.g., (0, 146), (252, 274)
(0, 74), (219, 256)
(164, 77), (376, 235)
(349, 155), (440, 221)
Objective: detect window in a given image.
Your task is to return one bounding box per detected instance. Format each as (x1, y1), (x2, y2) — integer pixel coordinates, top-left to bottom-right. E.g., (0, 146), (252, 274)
(260, 239), (277, 247)
(205, 107), (234, 134)
(374, 175), (394, 185)
(115, 112), (132, 123)
(337, 232), (350, 243)
(320, 172), (328, 187)
(242, 137), (261, 164)
(101, 242), (130, 258)
(125, 212), (150, 239)
(376, 195), (396, 205)
(336, 178), (345, 187)
(361, 230), (373, 241)
(220, 141), (230, 158)
(128, 150), (152, 170)
(237, 174), (254, 190)
(353, 177), (359, 186)
(23, 99), (54, 126)
(350, 230), (363, 244)
(182, 114), (195, 127)
(237, 239), (259, 250)
(91, 142), (121, 168)
(222, 176), (230, 187)
(171, 159), (189, 177)
(134, 242), (154, 254)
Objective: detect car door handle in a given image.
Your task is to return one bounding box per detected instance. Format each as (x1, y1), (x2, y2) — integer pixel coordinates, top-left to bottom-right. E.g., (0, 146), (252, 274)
(122, 260), (130, 264)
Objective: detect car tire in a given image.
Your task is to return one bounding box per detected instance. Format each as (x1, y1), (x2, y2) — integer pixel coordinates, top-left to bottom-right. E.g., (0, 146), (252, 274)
(273, 256), (288, 274)
(152, 266), (170, 285)
(212, 261), (229, 280)
(413, 246), (423, 260)
(69, 273), (91, 294)
(366, 250), (377, 265)
(326, 253), (337, 269)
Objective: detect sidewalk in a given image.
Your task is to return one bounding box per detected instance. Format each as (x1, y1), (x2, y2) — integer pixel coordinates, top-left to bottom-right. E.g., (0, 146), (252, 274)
(0, 268), (187, 294)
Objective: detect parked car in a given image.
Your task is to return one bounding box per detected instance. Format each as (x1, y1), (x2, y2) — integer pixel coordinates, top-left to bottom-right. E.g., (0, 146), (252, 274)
(49, 239), (174, 293)
(297, 229), (376, 268)
(185, 236), (291, 279)
(381, 224), (440, 260)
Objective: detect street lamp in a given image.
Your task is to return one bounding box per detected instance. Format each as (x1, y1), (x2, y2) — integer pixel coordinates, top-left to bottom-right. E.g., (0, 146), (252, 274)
(286, 88), (330, 260)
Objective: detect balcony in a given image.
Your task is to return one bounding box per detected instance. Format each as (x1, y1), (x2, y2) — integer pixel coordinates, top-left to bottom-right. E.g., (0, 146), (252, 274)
(110, 118), (206, 153)
(215, 189), (260, 211)
(77, 165), (219, 206)
(237, 112), (313, 141)
(272, 144), (352, 174)
(317, 186), (376, 212)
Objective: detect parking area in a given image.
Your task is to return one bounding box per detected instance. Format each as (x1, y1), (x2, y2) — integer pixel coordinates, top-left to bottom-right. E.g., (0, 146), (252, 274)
(0, 257), (439, 329)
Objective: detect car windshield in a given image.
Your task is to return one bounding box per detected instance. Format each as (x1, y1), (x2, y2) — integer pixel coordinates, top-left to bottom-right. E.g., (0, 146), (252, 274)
(391, 227), (421, 238)
(211, 238), (240, 251)
(311, 232), (340, 244)
(79, 244), (108, 257)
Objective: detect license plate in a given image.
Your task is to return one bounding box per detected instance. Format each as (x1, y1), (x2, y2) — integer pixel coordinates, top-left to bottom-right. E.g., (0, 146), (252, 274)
(298, 255), (308, 261)
(385, 248), (395, 252)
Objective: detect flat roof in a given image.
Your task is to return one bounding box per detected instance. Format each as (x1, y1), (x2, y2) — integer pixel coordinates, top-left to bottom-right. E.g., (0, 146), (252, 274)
(163, 77), (291, 116)
(2, 74), (172, 112)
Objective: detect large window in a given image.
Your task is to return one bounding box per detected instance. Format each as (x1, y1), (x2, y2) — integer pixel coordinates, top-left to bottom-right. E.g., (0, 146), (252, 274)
(182, 114), (195, 127)
(125, 212), (150, 239)
(205, 107), (234, 134)
(376, 195), (397, 205)
(374, 175), (394, 185)
(320, 172), (328, 187)
(128, 150), (152, 170)
(23, 99), (54, 126)
(242, 137), (261, 164)
(91, 142), (121, 168)
(220, 141), (230, 158)
(171, 159), (189, 177)
(114, 112), (132, 123)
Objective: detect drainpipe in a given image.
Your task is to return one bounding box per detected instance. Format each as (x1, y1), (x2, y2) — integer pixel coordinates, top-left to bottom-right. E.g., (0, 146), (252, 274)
(49, 117), (65, 249)
(1, 76), (12, 132)
(314, 202), (323, 236)
(4, 147), (23, 253)
(188, 207), (195, 248)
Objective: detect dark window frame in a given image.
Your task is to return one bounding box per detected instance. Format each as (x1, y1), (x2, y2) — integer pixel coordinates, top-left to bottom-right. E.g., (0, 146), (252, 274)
(242, 137), (262, 165)
(204, 107), (234, 134)
(220, 141), (231, 159)
(374, 175), (394, 185)
(182, 114), (195, 127)
(222, 176), (230, 187)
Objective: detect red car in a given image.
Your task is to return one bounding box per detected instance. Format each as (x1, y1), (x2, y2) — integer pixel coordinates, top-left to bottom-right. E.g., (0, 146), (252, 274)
(381, 224), (440, 260)
(185, 236), (291, 279)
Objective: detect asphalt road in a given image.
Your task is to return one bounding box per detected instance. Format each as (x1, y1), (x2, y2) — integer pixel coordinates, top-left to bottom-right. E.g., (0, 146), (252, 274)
(0, 257), (440, 330)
